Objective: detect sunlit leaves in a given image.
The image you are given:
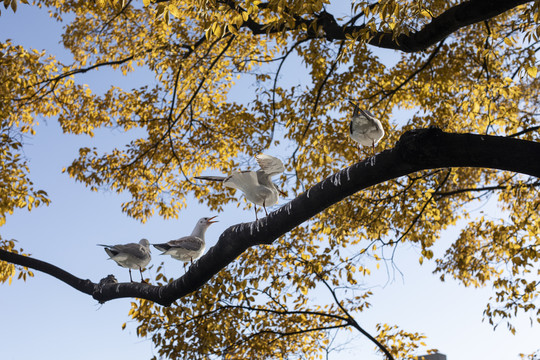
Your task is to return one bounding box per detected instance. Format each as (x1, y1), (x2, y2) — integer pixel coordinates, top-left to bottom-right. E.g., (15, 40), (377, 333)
(0, 42), (52, 226)
(129, 231), (373, 359)
(2, 0), (540, 358)
(526, 65), (538, 78)
(0, 237), (34, 285)
(375, 323), (433, 359)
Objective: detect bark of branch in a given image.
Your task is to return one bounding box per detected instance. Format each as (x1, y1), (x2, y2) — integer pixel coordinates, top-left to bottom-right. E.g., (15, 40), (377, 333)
(364, 0), (533, 52)
(239, 0), (533, 52)
(2, 128), (540, 306)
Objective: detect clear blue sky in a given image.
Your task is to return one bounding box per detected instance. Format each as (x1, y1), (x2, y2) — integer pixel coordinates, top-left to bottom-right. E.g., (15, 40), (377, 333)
(0, 3), (538, 360)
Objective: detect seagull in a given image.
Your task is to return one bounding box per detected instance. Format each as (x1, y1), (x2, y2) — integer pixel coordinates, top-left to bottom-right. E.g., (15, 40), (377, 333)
(153, 216), (218, 263)
(195, 154), (285, 220)
(97, 239), (151, 283)
(348, 100), (384, 157)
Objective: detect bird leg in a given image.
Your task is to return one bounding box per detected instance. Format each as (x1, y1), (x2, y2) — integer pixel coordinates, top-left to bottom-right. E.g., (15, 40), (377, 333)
(128, 269), (134, 283)
(138, 267), (147, 283)
(263, 200), (268, 216)
(254, 205), (258, 220)
(370, 140), (376, 166)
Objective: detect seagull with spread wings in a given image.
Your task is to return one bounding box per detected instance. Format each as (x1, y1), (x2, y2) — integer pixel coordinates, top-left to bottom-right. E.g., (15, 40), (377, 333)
(195, 154), (285, 220)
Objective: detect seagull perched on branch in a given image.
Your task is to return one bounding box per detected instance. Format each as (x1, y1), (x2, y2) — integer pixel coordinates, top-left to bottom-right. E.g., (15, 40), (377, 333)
(98, 239), (151, 283)
(195, 154), (285, 220)
(348, 100), (384, 157)
(153, 216), (218, 263)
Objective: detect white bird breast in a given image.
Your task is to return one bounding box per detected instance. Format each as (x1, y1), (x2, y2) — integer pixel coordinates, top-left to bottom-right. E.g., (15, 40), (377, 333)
(350, 115), (384, 146)
(167, 243), (205, 262)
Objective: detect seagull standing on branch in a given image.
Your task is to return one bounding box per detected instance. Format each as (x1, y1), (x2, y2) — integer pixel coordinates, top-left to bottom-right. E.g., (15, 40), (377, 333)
(195, 154), (285, 220)
(348, 100), (385, 158)
(153, 216), (218, 263)
(98, 239), (151, 283)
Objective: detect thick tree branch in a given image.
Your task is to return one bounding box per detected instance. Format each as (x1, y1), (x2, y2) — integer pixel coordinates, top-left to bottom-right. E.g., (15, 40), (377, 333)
(2, 128), (540, 306)
(364, 0), (533, 52)
(0, 249), (95, 294)
(236, 0), (533, 52)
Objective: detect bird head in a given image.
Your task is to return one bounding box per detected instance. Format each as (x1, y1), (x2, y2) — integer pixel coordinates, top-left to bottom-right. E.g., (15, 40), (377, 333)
(200, 216), (218, 226)
(139, 239), (150, 247)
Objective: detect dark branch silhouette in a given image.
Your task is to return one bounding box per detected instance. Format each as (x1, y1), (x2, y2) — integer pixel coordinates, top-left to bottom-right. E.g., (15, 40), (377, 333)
(237, 0), (532, 52)
(363, 0), (533, 52)
(1, 128), (540, 306)
(151, 0), (532, 52)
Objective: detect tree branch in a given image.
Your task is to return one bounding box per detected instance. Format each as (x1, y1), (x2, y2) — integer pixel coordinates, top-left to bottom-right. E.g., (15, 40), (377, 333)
(2, 128), (540, 306)
(236, 0), (533, 52)
(364, 0), (533, 52)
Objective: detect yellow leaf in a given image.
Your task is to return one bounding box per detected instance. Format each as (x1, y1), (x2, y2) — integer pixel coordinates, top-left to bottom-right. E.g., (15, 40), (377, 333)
(214, 24), (223, 37)
(526, 66), (537, 78)
(169, 5), (181, 18)
(420, 9), (432, 17)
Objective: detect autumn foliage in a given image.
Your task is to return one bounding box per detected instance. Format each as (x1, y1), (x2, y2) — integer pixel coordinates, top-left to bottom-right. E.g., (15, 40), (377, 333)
(1, 0), (539, 359)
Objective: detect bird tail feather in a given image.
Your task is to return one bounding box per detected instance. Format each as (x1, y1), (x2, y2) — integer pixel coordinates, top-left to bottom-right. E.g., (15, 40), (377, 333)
(153, 243), (170, 252)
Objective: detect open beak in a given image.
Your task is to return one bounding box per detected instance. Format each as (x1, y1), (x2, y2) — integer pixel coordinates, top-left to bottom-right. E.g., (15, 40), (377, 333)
(207, 215), (218, 224)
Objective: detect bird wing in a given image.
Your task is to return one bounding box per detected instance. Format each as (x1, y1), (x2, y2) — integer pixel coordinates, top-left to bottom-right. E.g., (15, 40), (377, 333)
(223, 171), (259, 192)
(352, 110), (379, 134)
(167, 236), (203, 251)
(255, 154), (284, 176)
(109, 243), (149, 260)
(194, 175), (227, 182)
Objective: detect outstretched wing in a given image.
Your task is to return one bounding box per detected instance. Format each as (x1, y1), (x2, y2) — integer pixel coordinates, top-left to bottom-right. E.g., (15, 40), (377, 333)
(256, 154), (284, 177)
(223, 171), (259, 191)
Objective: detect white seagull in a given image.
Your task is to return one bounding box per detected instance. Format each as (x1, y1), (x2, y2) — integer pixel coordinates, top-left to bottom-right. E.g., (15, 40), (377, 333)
(98, 239), (151, 283)
(348, 100), (385, 157)
(153, 216), (218, 263)
(195, 154), (285, 220)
